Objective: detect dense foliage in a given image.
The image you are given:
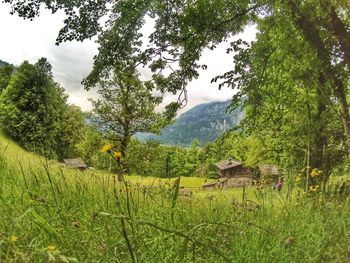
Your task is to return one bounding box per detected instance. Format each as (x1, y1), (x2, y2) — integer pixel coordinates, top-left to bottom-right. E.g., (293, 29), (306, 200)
(90, 66), (168, 172)
(0, 59), (85, 159)
(0, 62), (14, 92)
(220, 12), (348, 181)
(76, 128), (206, 178)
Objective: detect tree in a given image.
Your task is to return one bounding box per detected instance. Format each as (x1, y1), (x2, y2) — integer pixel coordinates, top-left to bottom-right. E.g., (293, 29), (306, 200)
(215, 12), (347, 181)
(0, 65), (14, 92)
(0, 58), (68, 159)
(57, 105), (86, 159)
(90, 67), (167, 173)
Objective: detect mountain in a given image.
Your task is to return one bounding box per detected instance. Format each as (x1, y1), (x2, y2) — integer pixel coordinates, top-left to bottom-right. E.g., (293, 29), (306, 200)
(136, 100), (243, 146)
(0, 59), (15, 71)
(0, 59), (12, 68)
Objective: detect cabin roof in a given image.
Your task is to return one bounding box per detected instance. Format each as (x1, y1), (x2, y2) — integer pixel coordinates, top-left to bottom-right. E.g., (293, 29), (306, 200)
(63, 159), (87, 169)
(202, 181), (218, 187)
(215, 159), (242, 171)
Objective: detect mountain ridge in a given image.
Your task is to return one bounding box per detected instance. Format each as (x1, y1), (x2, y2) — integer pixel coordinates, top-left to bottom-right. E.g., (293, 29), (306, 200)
(136, 100), (243, 146)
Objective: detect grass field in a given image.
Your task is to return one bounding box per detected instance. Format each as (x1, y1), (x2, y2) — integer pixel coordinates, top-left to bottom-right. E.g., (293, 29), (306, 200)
(1, 132), (350, 262)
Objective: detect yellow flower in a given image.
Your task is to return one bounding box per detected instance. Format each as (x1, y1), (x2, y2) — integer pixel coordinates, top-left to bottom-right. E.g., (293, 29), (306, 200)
(9, 235), (18, 242)
(295, 176), (301, 183)
(101, 144), (113, 153)
(311, 168), (321, 178)
(113, 152), (122, 159)
(47, 245), (56, 251)
(309, 185), (320, 192)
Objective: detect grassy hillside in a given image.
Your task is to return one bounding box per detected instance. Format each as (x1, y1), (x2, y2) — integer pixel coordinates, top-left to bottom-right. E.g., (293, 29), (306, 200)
(1, 132), (350, 262)
(0, 131), (213, 188)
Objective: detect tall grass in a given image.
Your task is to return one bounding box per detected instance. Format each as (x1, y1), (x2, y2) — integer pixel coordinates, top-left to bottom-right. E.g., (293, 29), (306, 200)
(1, 133), (350, 262)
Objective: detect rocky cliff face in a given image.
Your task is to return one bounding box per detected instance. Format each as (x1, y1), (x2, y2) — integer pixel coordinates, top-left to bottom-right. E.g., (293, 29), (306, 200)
(136, 100), (243, 146)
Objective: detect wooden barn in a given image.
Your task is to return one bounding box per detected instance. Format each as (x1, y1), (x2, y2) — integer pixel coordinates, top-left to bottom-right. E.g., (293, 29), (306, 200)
(214, 158), (253, 188)
(63, 159), (88, 171)
(258, 164), (280, 183)
(202, 181), (218, 190)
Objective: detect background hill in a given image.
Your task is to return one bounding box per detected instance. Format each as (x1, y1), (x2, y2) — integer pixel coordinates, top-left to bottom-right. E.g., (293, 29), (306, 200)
(136, 100), (243, 146)
(0, 59), (14, 68)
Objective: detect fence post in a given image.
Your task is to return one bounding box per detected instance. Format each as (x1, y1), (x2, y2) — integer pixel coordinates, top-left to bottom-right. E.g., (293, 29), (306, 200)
(242, 184), (246, 205)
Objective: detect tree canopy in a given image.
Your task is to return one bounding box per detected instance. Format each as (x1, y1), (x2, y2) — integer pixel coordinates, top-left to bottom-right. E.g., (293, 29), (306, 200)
(0, 58), (85, 159)
(90, 66), (168, 172)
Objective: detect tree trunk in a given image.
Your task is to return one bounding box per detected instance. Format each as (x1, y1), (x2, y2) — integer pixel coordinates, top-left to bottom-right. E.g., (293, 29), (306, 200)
(120, 135), (131, 175)
(319, 1), (350, 68)
(287, 0), (350, 148)
(334, 80), (350, 149)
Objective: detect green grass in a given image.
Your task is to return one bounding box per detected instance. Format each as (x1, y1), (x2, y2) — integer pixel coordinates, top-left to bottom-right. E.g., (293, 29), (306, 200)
(1, 132), (350, 262)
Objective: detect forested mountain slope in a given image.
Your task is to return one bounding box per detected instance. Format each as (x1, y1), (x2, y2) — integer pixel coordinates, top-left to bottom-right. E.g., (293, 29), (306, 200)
(136, 100), (243, 146)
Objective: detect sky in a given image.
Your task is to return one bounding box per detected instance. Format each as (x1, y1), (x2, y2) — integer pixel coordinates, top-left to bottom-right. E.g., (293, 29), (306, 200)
(0, 3), (257, 114)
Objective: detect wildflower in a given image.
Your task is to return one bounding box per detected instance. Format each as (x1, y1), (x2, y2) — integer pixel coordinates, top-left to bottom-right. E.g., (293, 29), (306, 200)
(47, 245), (56, 251)
(309, 185), (319, 192)
(295, 176), (301, 183)
(311, 168), (322, 178)
(9, 235), (18, 243)
(100, 144), (113, 153)
(113, 151), (122, 159)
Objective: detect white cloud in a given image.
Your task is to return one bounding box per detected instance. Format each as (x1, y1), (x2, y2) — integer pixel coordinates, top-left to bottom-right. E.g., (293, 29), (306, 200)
(0, 4), (98, 111)
(0, 3), (256, 113)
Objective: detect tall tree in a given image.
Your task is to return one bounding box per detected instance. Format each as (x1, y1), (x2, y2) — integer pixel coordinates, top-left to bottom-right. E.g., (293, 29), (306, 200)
(90, 67), (167, 173)
(0, 58), (67, 159)
(0, 64), (14, 92)
(215, 13), (347, 179)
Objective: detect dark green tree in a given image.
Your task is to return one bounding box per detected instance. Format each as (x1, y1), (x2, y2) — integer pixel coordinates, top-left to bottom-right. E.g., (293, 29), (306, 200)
(0, 65), (14, 92)
(0, 58), (67, 158)
(215, 12), (347, 182)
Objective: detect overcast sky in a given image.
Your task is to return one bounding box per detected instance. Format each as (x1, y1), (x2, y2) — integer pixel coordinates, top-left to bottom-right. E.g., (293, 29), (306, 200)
(0, 3), (256, 114)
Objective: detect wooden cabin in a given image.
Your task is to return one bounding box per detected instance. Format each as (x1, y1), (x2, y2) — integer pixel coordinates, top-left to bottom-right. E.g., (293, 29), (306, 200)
(258, 164), (280, 183)
(202, 181), (218, 190)
(214, 158), (253, 188)
(63, 159), (88, 171)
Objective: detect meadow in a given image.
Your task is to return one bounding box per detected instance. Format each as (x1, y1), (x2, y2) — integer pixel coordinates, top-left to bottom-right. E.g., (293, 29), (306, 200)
(1, 132), (350, 263)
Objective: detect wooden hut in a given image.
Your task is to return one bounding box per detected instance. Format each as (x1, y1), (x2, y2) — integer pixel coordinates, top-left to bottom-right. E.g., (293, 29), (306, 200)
(258, 165), (280, 183)
(202, 181), (218, 190)
(63, 159), (88, 171)
(215, 158), (252, 188)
